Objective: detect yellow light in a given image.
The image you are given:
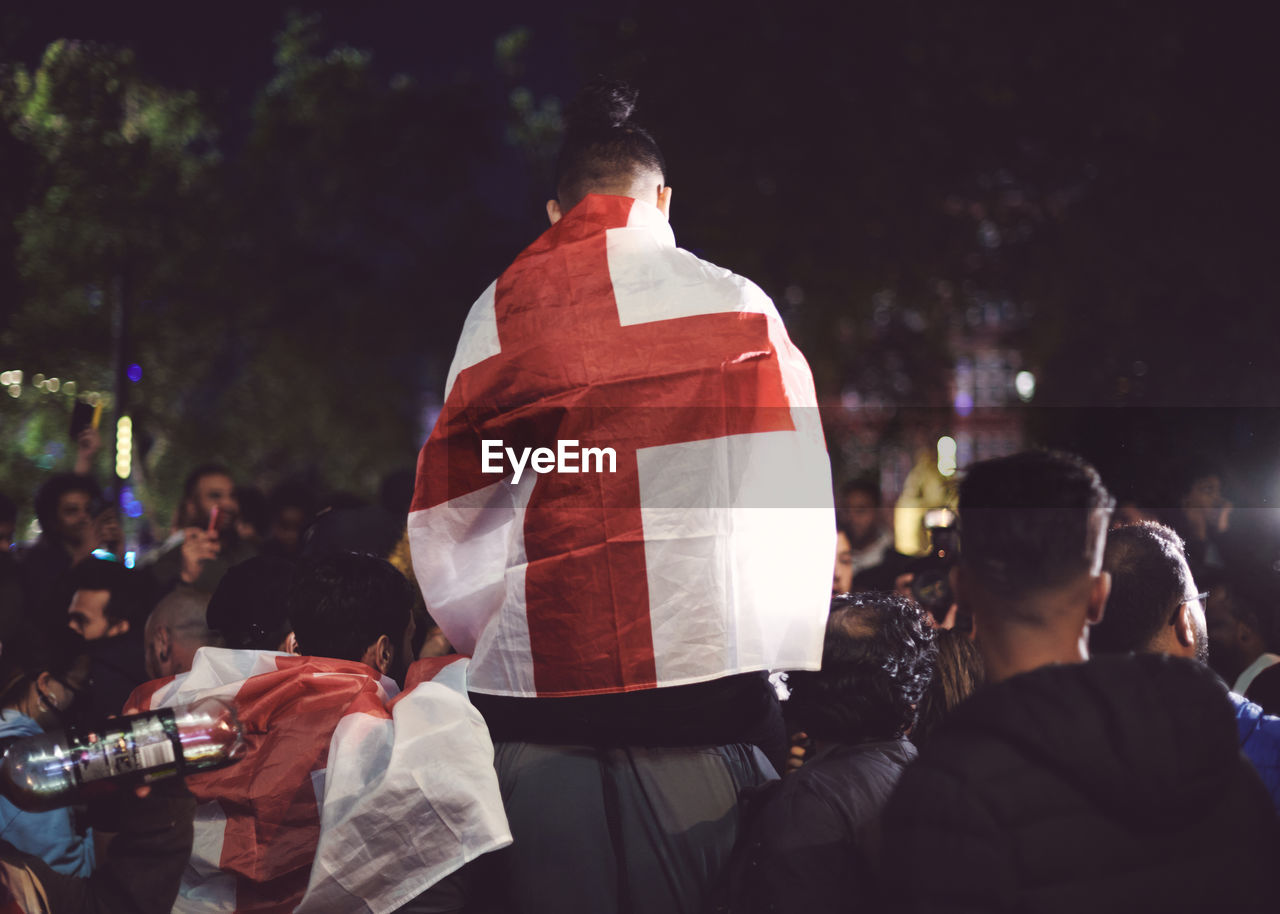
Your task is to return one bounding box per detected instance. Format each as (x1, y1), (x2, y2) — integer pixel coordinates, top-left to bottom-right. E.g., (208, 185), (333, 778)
(116, 415), (133, 479)
(0, 372), (9, 385)
(47, 378), (60, 393)
(6, 385), (19, 399)
(33, 373), (45, 387)
(64, 381), (76, 396)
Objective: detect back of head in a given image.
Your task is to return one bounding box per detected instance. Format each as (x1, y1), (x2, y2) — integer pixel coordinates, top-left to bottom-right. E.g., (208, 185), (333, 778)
(1093, 522), (1192, 654)
(786, 592), (937, 744)
(554, 78), (666, 212)
(288, 552), (413, 663)
(206, 555), (296, 651)
(149, 587), (218, 647)
(0, 624), (88, 709)
(959, 450), (1114, 613)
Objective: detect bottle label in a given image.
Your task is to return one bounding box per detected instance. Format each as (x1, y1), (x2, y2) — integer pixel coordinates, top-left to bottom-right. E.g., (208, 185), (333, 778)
(67, 709), (182, 786)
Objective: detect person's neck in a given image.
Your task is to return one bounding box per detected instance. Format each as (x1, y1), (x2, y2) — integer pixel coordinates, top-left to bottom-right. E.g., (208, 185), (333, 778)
(978, 619), (1090, 684)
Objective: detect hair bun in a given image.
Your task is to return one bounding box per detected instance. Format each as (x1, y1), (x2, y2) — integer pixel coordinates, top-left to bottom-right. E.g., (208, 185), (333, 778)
(565, 77), (638, 131)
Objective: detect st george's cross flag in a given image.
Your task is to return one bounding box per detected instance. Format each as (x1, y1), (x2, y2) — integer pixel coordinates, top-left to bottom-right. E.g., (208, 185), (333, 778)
(409, 193), (835, 698)
(125, 649), (510, 914)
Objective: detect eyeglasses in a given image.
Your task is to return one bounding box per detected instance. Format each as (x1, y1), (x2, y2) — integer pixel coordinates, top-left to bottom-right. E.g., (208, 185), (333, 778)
(1169, 591), (1209, 626)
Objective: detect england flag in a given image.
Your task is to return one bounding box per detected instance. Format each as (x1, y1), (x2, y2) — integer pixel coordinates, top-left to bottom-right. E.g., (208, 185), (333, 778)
(126, 649), (510, 914)
(409, 193), (835, 698)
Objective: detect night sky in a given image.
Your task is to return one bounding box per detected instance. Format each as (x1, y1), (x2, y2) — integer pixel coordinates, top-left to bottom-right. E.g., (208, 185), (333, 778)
(5, 2), (1280, 515)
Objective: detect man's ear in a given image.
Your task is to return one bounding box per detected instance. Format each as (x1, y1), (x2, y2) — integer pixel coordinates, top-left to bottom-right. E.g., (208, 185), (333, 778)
(1085, 571), (1111, 625)
(1173, 603), (1197, 649)
(546, 198), (563, 225)
(362, 634), (393, 674)
(656, 185), (673, 219)
(154, 626), (172, 663)
(280, 631), (299, 655)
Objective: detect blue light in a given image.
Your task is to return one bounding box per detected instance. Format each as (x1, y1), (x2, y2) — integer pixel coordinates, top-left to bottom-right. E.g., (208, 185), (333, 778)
(124, 551), (136, 569)
(127, 363), (143, 383)
(121, 486), (145, 518)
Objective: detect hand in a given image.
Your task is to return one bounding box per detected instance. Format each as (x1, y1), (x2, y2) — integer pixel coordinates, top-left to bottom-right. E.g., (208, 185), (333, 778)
(179, 528), (221, 584)
(786, 731), (810, 775)
(73, 426), (102, 474)
(1217, 501), (1233, 535)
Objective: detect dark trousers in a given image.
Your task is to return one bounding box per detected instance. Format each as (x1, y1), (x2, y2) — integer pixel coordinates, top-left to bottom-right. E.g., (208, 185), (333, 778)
(482, 742), (776, 914)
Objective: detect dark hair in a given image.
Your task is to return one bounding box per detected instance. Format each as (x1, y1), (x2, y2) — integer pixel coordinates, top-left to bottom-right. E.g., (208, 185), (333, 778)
(33, 473), (100, 534)
(554, 78), (666, 211)
(234, 485), (269, 537)
(840, 479), (882, 508)
(786, 592), (937, 744)
(206, 555), (296, 650)
(1092, 522), (1191, 654)
(0, 625), (89, 708)
(912, 628), (984, 746)
(182, 463), (233, 500)
(958, 450), (1114, 602)
(288, 553), (414, 662)
(0, 492), (16, 525)
(70, 557), (152, 629)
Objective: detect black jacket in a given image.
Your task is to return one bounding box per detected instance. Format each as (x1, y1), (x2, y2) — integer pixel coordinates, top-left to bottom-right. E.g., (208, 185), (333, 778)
(880, 653), (1280, 913)
(717, 738), (915, 913)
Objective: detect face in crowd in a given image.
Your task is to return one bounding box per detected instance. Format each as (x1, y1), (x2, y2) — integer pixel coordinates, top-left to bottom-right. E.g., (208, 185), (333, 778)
(185, 472), (239, 534)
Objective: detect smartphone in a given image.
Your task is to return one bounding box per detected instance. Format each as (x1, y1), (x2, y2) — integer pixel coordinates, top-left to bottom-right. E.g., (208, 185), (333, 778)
(69, 401), (95, 440)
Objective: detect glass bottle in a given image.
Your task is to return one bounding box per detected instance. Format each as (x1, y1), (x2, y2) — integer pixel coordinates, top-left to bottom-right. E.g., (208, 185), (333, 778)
(0, 696), (243, 810)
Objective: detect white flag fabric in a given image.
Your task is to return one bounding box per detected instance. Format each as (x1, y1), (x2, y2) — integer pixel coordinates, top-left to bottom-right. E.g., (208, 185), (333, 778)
(410, 193), (835, 698)
(126, 649), (510, 914)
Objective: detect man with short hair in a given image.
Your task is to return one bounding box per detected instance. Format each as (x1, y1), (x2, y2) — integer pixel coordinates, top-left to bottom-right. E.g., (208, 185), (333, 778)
(288, 552), (416, 684)
(143, 587), (220, 680)
(1091, 521), (1280, 811)
(142, 464), (256, 595)
(411, 78), (832, 914)
(67, 557), (148, 642)
(128, 550), (507, 913)
(880, 450), (1279, 912)
(66, 557), (150, 721)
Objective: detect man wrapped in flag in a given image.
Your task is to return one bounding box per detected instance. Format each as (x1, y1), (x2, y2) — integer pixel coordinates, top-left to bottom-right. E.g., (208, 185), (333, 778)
(409, 79), (834, 913)
(126, 555), (510, 914)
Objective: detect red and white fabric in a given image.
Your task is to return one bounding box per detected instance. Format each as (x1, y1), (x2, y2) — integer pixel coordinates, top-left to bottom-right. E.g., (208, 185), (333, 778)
(409, 193), (834, 698)
(125, 649), (509, 914)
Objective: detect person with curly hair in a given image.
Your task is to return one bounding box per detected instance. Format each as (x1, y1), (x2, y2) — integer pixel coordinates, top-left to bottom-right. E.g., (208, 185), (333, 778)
(715, 592), (937, 913)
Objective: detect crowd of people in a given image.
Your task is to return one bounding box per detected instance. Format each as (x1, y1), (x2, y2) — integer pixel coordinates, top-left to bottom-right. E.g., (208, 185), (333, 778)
(2, 78), (1279, 913)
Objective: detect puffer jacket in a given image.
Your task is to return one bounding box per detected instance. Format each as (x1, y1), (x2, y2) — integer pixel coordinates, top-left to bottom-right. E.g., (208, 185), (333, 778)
(880, 654), (1280, 913)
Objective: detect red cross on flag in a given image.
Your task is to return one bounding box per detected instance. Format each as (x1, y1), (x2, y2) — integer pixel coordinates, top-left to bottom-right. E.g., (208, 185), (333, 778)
(125, 649), (510, 914)
(409, 194), (835, 698)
